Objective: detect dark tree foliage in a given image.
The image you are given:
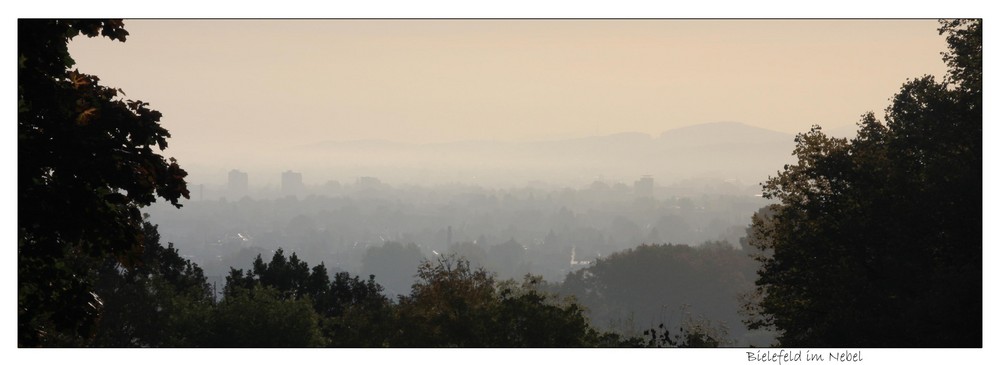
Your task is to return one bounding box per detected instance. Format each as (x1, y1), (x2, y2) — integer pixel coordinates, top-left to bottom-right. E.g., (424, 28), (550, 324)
(361, 241), (425, 296)
(556, 242), (756, 346)
(319, 272), (395, 347)
(210, 285), (326, 347)
(211, 247), (688, 347)
(222, 249), (393, 347)
(487, 238), (530, 279)
(491, 276), (597, 347)
(247, 248), (312, 299)
(91, 221), (214, 347)
(392, 256), (500, 347)
(18, 19), (189, 346)
(392, 255), (612, 347)
(744, 19), (981, 347)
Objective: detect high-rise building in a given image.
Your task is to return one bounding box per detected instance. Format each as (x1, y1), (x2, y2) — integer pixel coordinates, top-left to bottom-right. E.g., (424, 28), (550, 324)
(228, 169), (248, 197)
(282, 170), (304, 196)
(634, 175), (654, 198)
(356, 176), (381, 189)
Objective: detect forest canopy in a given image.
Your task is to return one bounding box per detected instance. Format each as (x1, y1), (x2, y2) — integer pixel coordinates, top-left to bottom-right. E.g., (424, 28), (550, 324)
(18, 19), (189, 346)
(743, 19), (981, 347)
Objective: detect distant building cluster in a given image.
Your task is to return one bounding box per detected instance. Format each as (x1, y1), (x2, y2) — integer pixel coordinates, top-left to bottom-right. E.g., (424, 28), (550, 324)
(226, 168), (307, 198)
(282, 170), (304, 196)
(222, 169), (658, 201)
(228, 169), (248, 197)
(634, 175), (654, 198)
(356, 176), (381, 189)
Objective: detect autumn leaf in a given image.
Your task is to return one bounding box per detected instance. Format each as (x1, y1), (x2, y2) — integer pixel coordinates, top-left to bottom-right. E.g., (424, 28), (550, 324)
(69, 70), (90, 89)
(76, 107), (98, 125)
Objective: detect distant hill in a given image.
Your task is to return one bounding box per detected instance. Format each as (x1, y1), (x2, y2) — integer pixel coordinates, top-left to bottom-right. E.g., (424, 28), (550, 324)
(644, 122), (796, 184)
(289, 122), (799, 187)
(658, 121), (792, 147)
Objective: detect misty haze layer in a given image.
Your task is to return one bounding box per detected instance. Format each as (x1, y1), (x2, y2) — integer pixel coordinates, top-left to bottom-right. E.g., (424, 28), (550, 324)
(66, 19), (947, 184)
(180, 121), (816, 190)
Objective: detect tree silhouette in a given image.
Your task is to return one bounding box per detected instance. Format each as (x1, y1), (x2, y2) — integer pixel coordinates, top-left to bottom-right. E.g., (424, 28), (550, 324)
(210, 285), (326, 347)
(392, 255), (498, 346)
(392, 255), (613, 347)
(221, 249), (394, 347)
(744, 19), (981, 347)
(91, 221), (214, 347)
(556, 242), (759, 345)
(18, 19), (189, 346)
(361, 241), (425, 296)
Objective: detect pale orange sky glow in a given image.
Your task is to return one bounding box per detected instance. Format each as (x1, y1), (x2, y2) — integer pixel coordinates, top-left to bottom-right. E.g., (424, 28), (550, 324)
(67, 19), (950, 185)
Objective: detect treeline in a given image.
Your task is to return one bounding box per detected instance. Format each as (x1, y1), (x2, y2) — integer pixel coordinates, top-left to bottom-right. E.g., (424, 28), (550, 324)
(550, 241), (771, 346)
(89, 222), (725, 347)
(145, 182), (761, 284)
(743, 20), (981, 347)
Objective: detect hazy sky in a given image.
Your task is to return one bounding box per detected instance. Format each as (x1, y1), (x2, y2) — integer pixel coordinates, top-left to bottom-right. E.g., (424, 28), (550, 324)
(10, 15), (995, 363)
(65, 19), (951, 184)
(69, 21), (948, 139)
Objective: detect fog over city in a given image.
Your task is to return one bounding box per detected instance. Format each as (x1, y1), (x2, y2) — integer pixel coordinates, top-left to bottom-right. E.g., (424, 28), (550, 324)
(21, 18), (979, 350)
